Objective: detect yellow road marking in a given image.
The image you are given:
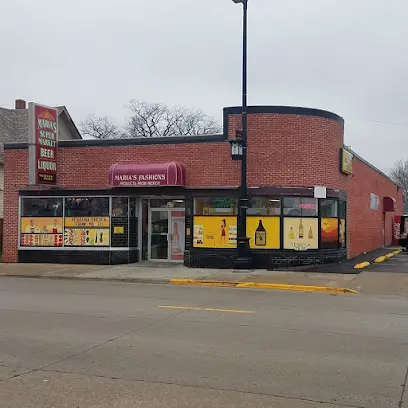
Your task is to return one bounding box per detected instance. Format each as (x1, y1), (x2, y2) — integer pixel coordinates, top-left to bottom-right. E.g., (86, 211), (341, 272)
(158, 305), (255, 314)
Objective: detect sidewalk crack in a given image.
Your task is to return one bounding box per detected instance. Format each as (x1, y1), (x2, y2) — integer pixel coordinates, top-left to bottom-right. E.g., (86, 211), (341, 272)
(399, 366), (408, 408)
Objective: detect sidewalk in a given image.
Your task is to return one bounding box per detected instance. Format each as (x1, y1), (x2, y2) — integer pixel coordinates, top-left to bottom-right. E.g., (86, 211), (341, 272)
(0, 260), (407, 296)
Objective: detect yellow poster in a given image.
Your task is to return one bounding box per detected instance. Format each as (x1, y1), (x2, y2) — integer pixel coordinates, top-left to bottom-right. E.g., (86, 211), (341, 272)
(20, 217), (63, 234)
(193, 216), (237, 248)
(64, 217), (110, 228)
(340, 218), (346, 248)
(247, 217), (280, 249)
(64, 228), (110, 246)
(284, 218), (318, 250)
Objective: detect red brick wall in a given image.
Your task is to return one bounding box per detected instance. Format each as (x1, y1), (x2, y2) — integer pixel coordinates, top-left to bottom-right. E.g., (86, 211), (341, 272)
(348, 158), (403, 258)
(3, 110), (403, 263)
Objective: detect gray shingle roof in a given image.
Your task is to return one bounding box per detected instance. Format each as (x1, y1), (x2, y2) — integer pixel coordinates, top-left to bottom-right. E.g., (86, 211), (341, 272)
(0, 105), (81, 163)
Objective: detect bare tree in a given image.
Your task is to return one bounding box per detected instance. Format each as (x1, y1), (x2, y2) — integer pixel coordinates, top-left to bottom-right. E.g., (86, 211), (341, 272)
(80, 115), (120, 139)
(125, 100), (222, 138)
(390, 159), (408, 199)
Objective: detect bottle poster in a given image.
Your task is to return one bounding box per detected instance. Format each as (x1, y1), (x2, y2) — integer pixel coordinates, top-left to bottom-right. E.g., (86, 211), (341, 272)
(193, 216), (237, 248)
(284, 218), (318, 250)
(171, 213), (185, 261)
(321, 218), (339, 249)
(246, 217), (280, 249)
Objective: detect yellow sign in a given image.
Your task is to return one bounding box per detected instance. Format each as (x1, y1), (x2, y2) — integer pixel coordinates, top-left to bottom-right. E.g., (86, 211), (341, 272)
(64, 217), (110, 228)
(193, 216), (237, 248)
(113, 226), (125, 234)
(340, 218), (346, 248)
(64, 228), (110, 246)
(21, 217), (63, 234)
(284, 218), (318, 250)
(341, 148), (353, 175)
(247, 217), (280, 249)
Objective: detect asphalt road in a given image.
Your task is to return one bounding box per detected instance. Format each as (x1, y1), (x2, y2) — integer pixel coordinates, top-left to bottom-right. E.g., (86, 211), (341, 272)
(0, 278), (407, 408)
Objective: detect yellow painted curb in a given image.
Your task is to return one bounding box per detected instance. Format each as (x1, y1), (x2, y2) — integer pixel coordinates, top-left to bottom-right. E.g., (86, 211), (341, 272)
(385, 253), (394, 259)
(171, 279), (236, 287)
(392, 250), (401, 255)
(354, 261), (370, 270)
(170, 279), (357, 294)
(374, 256), (386, 263)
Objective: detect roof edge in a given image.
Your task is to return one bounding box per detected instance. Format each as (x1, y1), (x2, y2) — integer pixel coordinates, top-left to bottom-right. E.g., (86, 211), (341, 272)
(344, 146), (401, 189)
(223, 105), (344, 124)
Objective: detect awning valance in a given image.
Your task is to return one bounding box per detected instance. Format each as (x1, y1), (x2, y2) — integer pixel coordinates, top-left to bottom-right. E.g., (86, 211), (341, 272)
(108, 162), (186, 187)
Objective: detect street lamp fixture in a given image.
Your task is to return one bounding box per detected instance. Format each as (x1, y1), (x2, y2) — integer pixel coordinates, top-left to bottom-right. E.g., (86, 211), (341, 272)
(231, 0), (252, 269)
(229, 130), (243, 160)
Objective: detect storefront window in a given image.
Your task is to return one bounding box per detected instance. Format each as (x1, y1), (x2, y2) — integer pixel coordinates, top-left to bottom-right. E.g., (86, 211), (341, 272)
(338, 201), (346, 218)
(320, 199), (338, 217)
(65, 197), (109, 217)
(112, 197), (129, 217)
(21, 198), (63, 217)
(248, 197), (281, 216)
(194, 198), (238, 216)
(150, 199), (185, 208)
(283, 197), (318, 217)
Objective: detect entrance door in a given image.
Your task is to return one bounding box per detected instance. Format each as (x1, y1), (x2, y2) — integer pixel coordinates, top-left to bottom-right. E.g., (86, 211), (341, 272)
(149, 208), (185, 261)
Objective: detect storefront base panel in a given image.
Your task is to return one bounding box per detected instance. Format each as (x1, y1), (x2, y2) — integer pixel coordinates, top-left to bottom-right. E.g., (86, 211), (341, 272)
(18, 250), (139, 265)
(184, 249), (347, 270)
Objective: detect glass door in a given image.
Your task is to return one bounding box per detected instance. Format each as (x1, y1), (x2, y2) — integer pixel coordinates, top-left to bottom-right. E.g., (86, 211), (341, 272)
(149, 210), (169, 260)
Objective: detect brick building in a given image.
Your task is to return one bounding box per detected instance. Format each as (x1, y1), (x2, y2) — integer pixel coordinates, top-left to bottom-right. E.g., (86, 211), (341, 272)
(3, 105), (403, 269)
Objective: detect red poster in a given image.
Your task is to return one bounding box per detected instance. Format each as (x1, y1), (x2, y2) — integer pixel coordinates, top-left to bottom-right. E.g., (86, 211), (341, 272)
(28, 103), (58, 185)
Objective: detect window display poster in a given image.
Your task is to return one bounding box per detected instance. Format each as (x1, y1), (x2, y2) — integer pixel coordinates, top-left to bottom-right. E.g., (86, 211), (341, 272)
(20, 233), (63, 247)
(21, 217), (63, 234)
(64, 217), (110, 228)
(193, 216), (237, 248)
(340, 218), (346, 248)
(284, 218), (318, 250)
(246, 217), (280, 249)
(64, 228), (110, 246)
(321, 218), (339, 249)
(171, 214), (185, 260)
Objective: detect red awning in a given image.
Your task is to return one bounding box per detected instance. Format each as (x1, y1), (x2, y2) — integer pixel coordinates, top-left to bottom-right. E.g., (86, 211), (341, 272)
(383, 196), (396, 212)
(108, 162), (186, 187)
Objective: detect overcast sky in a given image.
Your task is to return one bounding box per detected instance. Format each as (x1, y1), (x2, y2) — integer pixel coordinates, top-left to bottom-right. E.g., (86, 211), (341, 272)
(1, 0), (407, 171)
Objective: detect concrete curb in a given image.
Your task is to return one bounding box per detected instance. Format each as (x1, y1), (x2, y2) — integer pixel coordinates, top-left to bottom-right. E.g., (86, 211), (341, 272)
(374, 256), (386, 263)
(170, 279), (357, 294)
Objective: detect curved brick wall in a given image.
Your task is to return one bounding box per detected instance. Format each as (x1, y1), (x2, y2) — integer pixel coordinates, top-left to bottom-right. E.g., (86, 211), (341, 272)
(226, 106), (351, 191)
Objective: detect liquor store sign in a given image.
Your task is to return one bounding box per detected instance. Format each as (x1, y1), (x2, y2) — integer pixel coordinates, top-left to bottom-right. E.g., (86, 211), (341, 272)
(28, 103), (58, 185)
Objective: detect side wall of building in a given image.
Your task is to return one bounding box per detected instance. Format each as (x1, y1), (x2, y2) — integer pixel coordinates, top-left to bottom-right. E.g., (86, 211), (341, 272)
(348, 158), (403, 258)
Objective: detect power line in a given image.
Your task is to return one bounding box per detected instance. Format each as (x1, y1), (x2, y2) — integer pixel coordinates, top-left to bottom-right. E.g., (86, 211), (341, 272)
(346, 117), (408, 126)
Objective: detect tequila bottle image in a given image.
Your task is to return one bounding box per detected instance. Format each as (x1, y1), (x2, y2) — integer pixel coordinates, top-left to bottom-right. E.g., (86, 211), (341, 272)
(255, 220), (266, 246)
(308, 226), (313, 239)
(289, 227), (295, 240)
(299, 219), (304, 239)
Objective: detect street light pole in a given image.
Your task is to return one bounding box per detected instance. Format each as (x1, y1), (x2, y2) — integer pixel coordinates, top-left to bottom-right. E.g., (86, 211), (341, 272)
(233, 0), (252, 269)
